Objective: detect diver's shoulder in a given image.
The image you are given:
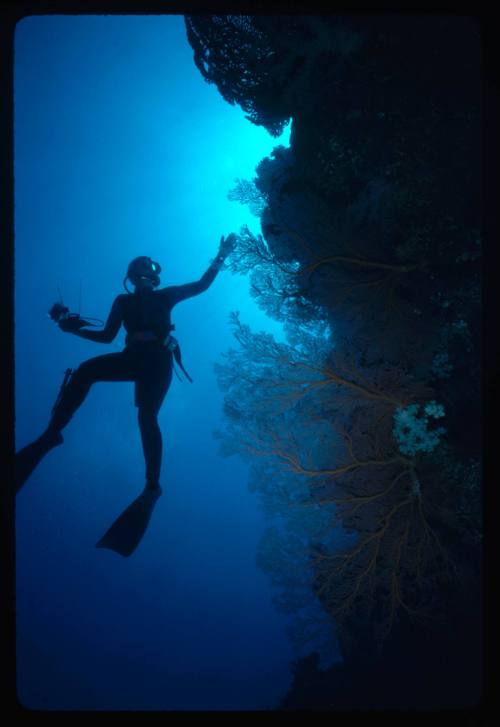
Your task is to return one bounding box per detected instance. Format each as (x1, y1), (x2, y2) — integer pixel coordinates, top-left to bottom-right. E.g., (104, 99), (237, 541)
(155, 286), (171, 297)
(113, 293), (130, 309)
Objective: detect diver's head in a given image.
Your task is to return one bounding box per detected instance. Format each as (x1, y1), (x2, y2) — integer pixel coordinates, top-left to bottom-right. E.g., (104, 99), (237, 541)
(124, 256), (162, 292)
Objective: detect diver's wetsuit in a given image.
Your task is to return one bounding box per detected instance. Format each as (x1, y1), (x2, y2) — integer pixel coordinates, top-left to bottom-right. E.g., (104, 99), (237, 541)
(48, 262), (221, 486)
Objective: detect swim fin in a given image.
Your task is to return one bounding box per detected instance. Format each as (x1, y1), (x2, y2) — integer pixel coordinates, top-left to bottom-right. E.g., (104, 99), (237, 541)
(96, 486), (162, 557)
(15, 430), (64, 494)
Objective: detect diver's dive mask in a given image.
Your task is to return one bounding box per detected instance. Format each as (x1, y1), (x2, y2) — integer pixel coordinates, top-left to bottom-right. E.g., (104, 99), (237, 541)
(124, 256), (162, 292)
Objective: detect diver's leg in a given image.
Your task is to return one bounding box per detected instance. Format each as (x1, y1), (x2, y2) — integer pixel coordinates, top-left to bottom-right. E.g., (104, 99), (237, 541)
(16, 352), (136, 493)
(137, 406), (163, 490)
(47, 352), (135, 434)
(135, 348), (173, 491)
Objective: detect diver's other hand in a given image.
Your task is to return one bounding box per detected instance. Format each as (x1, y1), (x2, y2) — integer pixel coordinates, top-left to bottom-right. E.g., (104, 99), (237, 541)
(58, 315), (86, 333)
(217, 233), (236, 261)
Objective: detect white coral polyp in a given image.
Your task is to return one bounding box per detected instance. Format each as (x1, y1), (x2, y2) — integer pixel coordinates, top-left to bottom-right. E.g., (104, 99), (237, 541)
(393, 400), (446, 456)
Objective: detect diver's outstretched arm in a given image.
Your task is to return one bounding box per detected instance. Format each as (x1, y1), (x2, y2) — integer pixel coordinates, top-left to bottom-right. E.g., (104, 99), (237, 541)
(166, 234), (236, 306)
(66, 296), (123, 343)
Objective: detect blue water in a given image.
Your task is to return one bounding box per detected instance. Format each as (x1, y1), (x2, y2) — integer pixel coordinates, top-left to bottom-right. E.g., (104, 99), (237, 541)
(14, 14), (294, 710)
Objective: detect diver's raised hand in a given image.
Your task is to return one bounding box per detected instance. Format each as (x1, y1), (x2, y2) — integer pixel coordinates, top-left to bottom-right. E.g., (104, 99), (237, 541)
(217, 233), (236, 261)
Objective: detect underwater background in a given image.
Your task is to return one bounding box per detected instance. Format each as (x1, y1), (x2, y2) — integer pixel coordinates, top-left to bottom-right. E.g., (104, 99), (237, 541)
(14, 13), (482, 713)
(14, 14), (298, 710)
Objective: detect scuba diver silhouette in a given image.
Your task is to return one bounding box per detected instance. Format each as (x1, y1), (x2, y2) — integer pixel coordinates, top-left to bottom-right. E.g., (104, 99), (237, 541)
(15, 234), (236, 554)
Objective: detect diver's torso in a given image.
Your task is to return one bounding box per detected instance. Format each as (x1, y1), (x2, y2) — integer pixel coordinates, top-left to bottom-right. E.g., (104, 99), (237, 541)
(119, 289), (173, 345)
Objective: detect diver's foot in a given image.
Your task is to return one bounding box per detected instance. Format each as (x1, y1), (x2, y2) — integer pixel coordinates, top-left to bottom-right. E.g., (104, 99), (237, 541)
(15, 429), (63, 494)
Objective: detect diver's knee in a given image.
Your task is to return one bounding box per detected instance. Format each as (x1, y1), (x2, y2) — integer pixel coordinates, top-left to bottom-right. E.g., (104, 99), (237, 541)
(138, 407), (158, 426)
(74, 361), (94, 383)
